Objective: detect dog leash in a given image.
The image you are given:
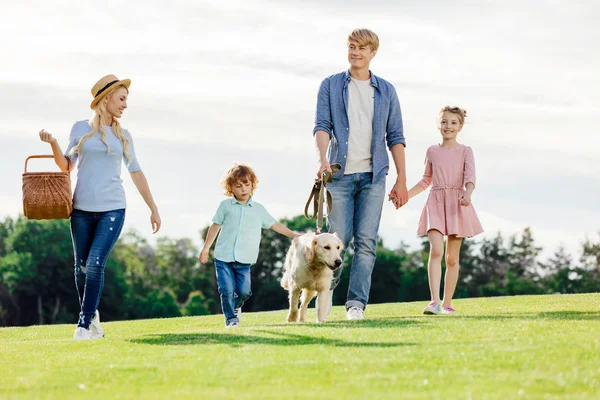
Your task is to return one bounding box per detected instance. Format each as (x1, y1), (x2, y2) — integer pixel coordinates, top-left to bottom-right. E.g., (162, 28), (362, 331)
(304, 163), (341, 234)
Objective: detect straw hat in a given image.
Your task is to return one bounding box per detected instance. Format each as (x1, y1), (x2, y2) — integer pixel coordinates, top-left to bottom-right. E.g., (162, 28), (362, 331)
(90, 74), (131, 110)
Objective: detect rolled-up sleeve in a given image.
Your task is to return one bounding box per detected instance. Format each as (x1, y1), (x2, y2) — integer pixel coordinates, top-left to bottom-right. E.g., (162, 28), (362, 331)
(260, 206), (277, 229)
(385, 87), (405, 149)
(212, 202), (226, 225)
(313, 77), (333, 138)
(123, 130), (141, 173)
(418, 151), (433, 189)
(463, 146), (476, 188)
(64, 122), (82, 164)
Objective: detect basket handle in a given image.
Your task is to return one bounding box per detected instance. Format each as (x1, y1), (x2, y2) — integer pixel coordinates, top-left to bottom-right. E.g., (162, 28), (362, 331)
(24, 155), (69, 173)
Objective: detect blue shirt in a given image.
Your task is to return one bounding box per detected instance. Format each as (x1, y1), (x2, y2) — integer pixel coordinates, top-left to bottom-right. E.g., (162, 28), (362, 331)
(212, 197), (277, 264)
(313, 70), (406, 182)
(64, 120), (141, 212)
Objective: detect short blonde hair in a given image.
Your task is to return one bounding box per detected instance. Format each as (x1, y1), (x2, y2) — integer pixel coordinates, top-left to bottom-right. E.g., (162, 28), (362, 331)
(221, 164), (259, 197)
(348, 29), (379, 52)
(439, 106), (468, 125)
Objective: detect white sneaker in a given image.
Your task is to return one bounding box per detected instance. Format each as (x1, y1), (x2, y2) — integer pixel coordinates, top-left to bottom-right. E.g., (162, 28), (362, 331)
(90, 310), (104, 339)
(225, 321), (239, 328)
(234, 308), (241, 321)
(346, 306), (364, 320)
(73, 327), (91, 340)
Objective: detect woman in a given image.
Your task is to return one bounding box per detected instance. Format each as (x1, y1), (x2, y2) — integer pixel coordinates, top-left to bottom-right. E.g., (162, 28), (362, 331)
(39, 74), (161, 339)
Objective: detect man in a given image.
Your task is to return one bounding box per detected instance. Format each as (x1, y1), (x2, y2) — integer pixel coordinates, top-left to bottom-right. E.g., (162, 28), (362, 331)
(313, 28), (408, 320)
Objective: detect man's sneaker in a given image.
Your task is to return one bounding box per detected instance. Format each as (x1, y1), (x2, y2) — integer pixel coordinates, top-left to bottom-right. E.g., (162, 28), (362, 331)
(73, 327), (91, 340)
(423, 301), (441, 315)
(234, 308), (241, 322)
(441, 305), (457, 315)
(346, 306), (364, 320)
(225, 321), (239, 328)
(90, 310), (105, 339)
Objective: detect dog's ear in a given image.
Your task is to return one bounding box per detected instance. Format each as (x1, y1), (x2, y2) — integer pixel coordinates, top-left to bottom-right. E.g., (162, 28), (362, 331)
(305, 237), (318, 263)
(331, 232), (344, 249)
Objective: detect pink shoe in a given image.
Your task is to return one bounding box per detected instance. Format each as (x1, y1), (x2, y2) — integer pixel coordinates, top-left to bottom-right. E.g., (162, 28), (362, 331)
(441, 305), (457, 314)
(423, 301), (440, 315)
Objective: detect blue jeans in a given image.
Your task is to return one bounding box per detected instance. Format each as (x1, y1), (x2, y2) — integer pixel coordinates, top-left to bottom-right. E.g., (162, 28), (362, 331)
(70, 208), (125, 329)
(327, 172), (386, 310)
(215, 259), (252, 323)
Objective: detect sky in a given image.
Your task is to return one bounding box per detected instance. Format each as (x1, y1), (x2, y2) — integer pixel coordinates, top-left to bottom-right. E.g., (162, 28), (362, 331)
(1, 0), (598, 261)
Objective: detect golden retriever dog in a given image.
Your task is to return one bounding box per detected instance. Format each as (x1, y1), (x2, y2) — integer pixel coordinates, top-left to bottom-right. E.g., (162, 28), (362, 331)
(281, 232), (344, 323)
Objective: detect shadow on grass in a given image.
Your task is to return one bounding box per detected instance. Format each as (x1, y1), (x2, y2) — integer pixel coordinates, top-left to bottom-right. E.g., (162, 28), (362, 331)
(267, 317), (425, 329)
(130, 329), (417, 348)
(535, 311), (600, 320)
(444, 310), (600, 321)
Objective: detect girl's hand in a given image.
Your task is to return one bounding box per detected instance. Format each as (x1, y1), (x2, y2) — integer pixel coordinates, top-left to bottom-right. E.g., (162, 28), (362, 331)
(460, 193), (472, 207)
(39, 129), (57, 144)
(388, 192), (399, 209)
(150, 210), (162, 233)
(199, 248), (209, 264)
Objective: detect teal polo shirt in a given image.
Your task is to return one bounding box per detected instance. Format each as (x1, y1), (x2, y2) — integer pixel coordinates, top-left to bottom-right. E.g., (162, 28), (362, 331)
(212, 197), (277, 264)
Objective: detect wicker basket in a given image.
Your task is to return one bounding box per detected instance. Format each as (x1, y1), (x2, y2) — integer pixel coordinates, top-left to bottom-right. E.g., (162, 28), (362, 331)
(22, 155), (73, 220)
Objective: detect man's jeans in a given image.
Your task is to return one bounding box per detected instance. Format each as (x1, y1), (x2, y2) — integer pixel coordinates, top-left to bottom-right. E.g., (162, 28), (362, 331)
(327, 172), (385, 310)
(71, 208), (125, 329)
(215, 259), (252, 323)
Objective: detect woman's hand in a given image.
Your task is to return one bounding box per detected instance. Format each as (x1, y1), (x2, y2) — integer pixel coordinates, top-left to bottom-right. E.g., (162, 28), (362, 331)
(39, 129), (57, 144)
(460, 192), (472, 207)
(150, 209), (162, 233)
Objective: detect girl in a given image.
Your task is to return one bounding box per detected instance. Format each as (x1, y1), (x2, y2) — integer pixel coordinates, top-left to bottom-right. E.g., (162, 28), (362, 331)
(393, 106), (483, 314)
(39, 74), (161, 339)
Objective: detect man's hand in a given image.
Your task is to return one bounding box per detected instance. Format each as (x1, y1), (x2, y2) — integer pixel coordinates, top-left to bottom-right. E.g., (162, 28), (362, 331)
(317, 160), (332, 178)
(389, 180), (408, 209)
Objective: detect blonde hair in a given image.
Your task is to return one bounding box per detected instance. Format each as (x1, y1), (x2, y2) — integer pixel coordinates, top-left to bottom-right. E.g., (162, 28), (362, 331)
(221, 164), (259, 197)
(348, 29), (379, 51)
(71, 85), (133, 165)
(439, 106), (468, 125)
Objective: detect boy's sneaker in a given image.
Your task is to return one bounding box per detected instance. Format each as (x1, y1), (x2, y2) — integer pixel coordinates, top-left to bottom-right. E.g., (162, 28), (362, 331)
(225, 321), (239, 328)
(423, 301), (441, 315)
(234, 308), (241, 321)
(346, 306), (364, 320)
(441, 306), (457, 314)
(90, 310), (105, 339)
(73, 327), (91, 340)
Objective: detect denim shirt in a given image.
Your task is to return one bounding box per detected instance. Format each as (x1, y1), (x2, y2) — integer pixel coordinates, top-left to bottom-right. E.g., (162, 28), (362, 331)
(313, 70), (405, 181)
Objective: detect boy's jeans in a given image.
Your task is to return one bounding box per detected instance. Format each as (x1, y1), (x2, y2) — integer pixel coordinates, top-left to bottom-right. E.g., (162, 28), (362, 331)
(215, 259), (252, 323)
(70, 208), (125, 329)
(326, 172), (385, 311)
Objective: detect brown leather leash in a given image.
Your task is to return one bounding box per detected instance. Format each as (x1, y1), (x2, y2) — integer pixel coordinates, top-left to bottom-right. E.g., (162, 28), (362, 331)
(304, 163), (341, 234)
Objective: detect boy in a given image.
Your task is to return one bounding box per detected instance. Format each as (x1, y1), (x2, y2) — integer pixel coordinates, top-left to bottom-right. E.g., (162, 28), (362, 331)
(199, 164), (298, 327)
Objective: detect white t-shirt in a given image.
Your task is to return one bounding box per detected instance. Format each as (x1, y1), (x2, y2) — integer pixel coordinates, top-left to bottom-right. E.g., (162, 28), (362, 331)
(345, 77), (374, 174)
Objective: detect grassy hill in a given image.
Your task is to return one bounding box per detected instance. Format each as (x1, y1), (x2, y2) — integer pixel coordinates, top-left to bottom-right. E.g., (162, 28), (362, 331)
(1, 293), (599, 399)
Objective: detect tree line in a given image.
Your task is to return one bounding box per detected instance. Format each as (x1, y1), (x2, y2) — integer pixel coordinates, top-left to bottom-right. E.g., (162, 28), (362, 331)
(0, 215), (598, 326)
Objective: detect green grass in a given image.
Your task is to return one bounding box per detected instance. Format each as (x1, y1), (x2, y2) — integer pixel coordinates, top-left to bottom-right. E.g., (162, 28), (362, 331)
(1, 294), (599, 399)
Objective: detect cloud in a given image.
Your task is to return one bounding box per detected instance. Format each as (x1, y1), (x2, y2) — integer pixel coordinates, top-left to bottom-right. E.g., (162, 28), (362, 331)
(1, 0), (597, 261)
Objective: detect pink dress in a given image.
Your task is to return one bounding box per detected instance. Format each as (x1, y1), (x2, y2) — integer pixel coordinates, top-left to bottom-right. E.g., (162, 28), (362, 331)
(417, 144), (483, 238)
